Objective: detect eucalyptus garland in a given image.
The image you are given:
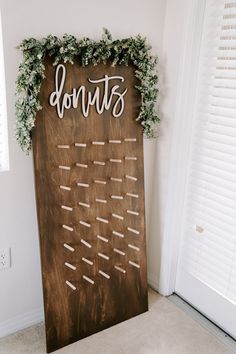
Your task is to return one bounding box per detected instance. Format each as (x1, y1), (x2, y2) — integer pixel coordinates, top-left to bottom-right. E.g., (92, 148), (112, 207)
(15, 29), (159, 153)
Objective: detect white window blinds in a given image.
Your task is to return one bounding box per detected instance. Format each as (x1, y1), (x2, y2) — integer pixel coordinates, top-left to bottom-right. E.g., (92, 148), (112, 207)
(179, 0), (236, 304)
(0, 13), (8, 172)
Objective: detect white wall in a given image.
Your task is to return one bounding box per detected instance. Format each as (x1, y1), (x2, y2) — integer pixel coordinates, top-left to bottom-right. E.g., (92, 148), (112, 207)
(0, 0), (167, 336)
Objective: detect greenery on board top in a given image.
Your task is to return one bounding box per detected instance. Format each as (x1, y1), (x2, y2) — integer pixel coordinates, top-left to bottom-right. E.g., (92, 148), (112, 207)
(15, 28), (159, 153)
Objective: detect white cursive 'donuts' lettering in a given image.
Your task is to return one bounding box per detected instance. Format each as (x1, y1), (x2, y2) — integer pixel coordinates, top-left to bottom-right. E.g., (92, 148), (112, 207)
(49, 64), (128, 119)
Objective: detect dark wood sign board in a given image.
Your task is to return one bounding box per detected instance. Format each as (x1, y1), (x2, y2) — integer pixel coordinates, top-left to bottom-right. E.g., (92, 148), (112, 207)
(32, 57), (148, 353)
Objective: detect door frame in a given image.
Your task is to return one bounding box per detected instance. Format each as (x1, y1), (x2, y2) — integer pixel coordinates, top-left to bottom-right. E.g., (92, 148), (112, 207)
(158, 0), (206, 296)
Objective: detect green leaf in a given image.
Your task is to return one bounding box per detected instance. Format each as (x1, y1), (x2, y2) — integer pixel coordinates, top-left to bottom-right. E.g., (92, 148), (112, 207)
(15, 30), (159, 153)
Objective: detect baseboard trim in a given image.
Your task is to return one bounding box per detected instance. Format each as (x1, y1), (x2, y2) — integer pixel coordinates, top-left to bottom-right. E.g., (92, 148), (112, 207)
(0, 307), (44, 338)
(0, 274), (158, 339)
(148, 271), (159, 292)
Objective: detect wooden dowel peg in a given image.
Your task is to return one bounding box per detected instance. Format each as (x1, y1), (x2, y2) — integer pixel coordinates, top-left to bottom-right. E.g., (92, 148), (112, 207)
(59, 165), (71, 170)
(99, 270), (110, 279)
(60, 185), (71, 191)
(98, 252), (109, 260)
(114, 265), (126, 274)
(63, 243), (75, 252)
(62, 224), (74, 232)
(76, 163), (88, 168)
(128, 244), (140, 251)
(93, 160), (106, 166)
(78, 202), (90, 208)
(124, 138), (137, 142)
(66, 280), (76, 290)
(127, 227), (140, 235)
(109, 140), (121, 144)
(114, 248), (125, 256)
(129, 260), (140, 269)
(112, 213), (124, 220)
(65, 262), (76, 271)
(82, 257), (93, 265)
(81, 239), (92, 248)
(75, 143), (86, 147)
(125, 175), (138, 181)
(77, 182), (89, 188)
(112, 230), (124, 238)
(95, 198), (107, 204)
(92, 141), (105, 145)
(127, 209), (139, 216)
(126, 193), (139, 198)
(61, 205), (73, 212)
(110, 177), (122, 182)
(83, 275), (94, 284)
(94, 179), (107, 185)
(57, 144), (70, 149)
(111, 195), (123, 200)
(79, 220), (91, 228)
(97, 235), (109, 243)
(96, 217), (109, 224)
(109, 159), (122, 163)
(125, 156), (137, 161)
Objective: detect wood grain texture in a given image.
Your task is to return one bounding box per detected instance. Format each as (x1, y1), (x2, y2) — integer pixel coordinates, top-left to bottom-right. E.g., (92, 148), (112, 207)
(32, 57), (148, 353)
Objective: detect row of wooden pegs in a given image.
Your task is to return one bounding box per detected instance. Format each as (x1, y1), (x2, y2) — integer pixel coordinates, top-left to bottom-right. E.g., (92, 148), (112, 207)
(58, 157), (137, 171)
(61, 203), (139, 217)
(64, 255), (140, 271)
(61, 193), (138, 208)
(77, 178), (137, 187)
(64, 239), (140, 252)
(62, 209), (138, 225)
(62, 223), (140, 235)
(59, 174), (138, 191)
(65, 259), (140, 290)
(57, 138), (137, 150)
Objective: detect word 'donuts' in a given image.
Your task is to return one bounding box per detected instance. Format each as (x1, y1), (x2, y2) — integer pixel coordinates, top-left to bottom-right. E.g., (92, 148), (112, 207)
(49, 64), (128, 119)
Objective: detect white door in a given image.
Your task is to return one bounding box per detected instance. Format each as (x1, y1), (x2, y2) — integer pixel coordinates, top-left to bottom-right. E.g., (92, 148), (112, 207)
(175, 0), (236, 339)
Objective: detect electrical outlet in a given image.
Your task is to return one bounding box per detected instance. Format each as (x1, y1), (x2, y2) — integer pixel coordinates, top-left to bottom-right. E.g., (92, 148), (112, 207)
(0, 248), (10, 270)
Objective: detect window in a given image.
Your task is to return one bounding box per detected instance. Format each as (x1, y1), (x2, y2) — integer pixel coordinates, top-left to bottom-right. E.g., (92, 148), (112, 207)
(0, 12), (8, 172)
(175, 0), (236, 338)
(179, 0), (236, 303)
